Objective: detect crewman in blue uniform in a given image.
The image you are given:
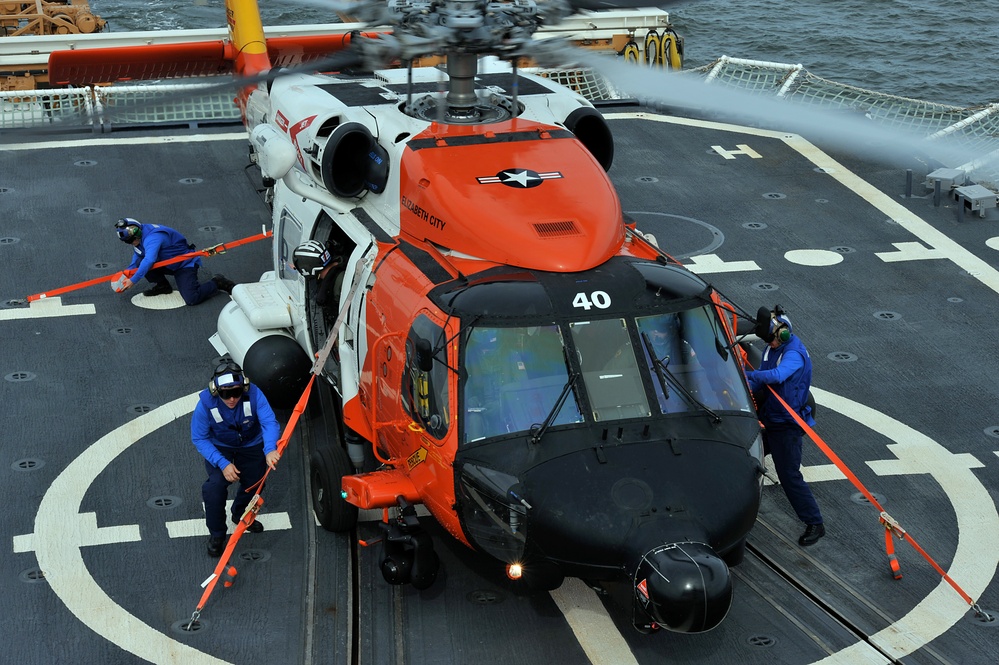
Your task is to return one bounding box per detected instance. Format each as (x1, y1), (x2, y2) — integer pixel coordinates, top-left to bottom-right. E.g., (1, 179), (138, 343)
(114, 217), (234, 304)
(192, 361), (282, 556)
(745, 307), (825, 546)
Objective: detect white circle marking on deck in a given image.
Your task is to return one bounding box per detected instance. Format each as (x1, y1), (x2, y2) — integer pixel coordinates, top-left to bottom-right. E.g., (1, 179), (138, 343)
(32, 394), (230, 665)
(784, 249), (845, 267)
(131, 290), (187, 310)
(31, 387), (998, 665)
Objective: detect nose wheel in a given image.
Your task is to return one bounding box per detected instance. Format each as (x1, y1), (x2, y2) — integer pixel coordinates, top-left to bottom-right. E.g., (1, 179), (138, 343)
(310, 444), (358, 532)
(377, 499), (440, 590)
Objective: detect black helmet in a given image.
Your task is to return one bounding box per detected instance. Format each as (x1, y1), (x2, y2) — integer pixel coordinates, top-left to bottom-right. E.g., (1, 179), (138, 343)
(209, 360), (249, 397)
(115, 218), (142, 243)
(293, 240), (332, 277)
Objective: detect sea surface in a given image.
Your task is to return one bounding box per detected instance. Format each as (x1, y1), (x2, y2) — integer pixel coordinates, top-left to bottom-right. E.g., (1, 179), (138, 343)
(87, 0), (998, 108)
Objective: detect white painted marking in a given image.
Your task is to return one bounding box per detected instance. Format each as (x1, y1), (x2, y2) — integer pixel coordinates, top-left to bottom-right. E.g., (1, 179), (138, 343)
(131, 290), (186, 310)
(544, 385), (997, 664)
(0, 296), (95, 321)
(165, 512), (293, 539)
(875, 241), (947, 263)
(13, 512), (140, 553)
(609, 112), (999, 296)
(986, 237), (999, 251)
(809, 387), (999, 664)
(25, 374), (998, 664)
(550, 578), (640, 665)
(33, 393), (232, 665)
(0, 132), (247, 152)
(785, 249), (844, 267)
(801, 463), (846, 483)
(684, 253), (760, 274)
(711, 144), (763, 160)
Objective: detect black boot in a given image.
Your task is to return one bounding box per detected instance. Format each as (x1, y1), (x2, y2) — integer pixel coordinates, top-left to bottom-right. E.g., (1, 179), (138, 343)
(212, 274), (236, 295)
(143, 281), (173, 297)
(798, 523), (825, 546)
(234, 518), (263, 533)
(207, 535), (226, 557)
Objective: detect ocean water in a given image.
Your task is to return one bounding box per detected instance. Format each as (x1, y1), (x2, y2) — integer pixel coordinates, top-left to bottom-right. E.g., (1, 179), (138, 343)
(87, 0), (998, 108)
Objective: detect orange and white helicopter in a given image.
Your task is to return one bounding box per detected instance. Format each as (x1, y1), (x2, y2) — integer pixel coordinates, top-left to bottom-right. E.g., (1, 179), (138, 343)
(55, 0), (768, 633)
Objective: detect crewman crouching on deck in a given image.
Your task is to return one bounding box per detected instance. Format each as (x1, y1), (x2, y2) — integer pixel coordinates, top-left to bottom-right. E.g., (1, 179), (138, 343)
(114, 217), (235, 304)
(191, 361), (281, 556)
(745, 306), (825, 547)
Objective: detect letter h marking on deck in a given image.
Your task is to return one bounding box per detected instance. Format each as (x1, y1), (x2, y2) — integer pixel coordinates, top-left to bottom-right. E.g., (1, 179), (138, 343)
(711, 144), (763, 160)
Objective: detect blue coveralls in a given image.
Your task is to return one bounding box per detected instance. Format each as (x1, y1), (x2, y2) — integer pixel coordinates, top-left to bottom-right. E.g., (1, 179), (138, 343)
(746, 335), (823, 526)
(191, 385), (281, 537)
(127, 223), (218, 305)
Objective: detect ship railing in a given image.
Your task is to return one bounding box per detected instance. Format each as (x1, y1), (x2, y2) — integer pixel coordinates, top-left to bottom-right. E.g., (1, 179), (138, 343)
(93, 83), (241, 130)
(0, 86), (93, 131)
(2, 55), (997, 193)
(0, 82), (240, 132)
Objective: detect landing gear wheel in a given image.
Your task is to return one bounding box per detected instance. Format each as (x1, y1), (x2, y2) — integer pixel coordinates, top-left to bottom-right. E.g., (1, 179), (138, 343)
(310, 445), (357, 532)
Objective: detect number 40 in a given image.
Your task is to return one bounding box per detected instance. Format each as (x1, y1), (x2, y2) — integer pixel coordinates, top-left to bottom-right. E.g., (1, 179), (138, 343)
(572, 291), (611, 310)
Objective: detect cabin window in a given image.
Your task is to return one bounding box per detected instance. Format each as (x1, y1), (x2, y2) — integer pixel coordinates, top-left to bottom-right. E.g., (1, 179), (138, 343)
(636, 307), (753, 415)
(569, 318), (651, 421)
(462, 325), (582, 443)
(404, 314), (450, 439)
(277, 208), (303, 286)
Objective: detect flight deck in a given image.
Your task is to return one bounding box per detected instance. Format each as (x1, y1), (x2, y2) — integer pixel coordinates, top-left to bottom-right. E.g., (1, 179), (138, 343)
(2, 107), (998, 664)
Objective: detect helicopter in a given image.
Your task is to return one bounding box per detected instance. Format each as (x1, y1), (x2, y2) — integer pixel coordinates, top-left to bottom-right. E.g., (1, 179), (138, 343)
(51, 0), (770, 633)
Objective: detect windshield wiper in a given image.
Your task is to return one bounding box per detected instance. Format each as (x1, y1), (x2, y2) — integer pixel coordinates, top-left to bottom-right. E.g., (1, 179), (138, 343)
(641, 331), (721, 424)
(641, 331), (671, 401)
(530, 371), (578, 445)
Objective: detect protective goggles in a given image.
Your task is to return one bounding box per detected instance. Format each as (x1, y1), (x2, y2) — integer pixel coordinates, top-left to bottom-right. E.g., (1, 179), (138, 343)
(217, 387), (244, 399)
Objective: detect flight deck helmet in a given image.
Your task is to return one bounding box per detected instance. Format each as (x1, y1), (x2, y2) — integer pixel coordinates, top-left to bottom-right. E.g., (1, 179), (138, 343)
(115, 218), (142, 243)
(209, 360), (249, 398)
(770, 309), (792, 343)
(293, 240), (332, 277)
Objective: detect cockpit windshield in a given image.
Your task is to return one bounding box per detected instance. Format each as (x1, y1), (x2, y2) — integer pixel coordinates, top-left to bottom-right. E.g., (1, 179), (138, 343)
(569, 318), (652, 421)
(636, 307), (754, 415)
(462, 325), (583, 443)
(460, 306), (752, 444)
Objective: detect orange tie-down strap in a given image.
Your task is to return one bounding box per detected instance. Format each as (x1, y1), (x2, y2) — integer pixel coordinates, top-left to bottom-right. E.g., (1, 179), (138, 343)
(25, 229), (272, 302)
(188, 373), (316, 623)
(187, 493), (263, 626)
(766, 386), (989, 618)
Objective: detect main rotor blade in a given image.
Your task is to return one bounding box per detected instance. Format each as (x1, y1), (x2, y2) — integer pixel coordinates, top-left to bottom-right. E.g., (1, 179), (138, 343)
(570, 49), (986, 169)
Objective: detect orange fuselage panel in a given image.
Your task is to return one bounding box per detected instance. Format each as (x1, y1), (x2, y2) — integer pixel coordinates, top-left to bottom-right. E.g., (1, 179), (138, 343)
(399, 121), (625, 272)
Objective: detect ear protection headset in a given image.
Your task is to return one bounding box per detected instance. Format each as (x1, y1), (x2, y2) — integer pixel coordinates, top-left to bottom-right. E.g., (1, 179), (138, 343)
(770, 304), (792, 343)
(209, 360), (250, 397)
(115, 218), (142, 243)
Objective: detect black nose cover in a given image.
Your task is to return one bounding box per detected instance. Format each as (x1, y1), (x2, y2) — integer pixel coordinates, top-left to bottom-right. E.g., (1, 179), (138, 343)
(634, 542), (732, 633)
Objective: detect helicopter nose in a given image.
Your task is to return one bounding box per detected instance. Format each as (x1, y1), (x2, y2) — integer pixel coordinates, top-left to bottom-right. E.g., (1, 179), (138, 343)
(634, 541), (732, 633)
